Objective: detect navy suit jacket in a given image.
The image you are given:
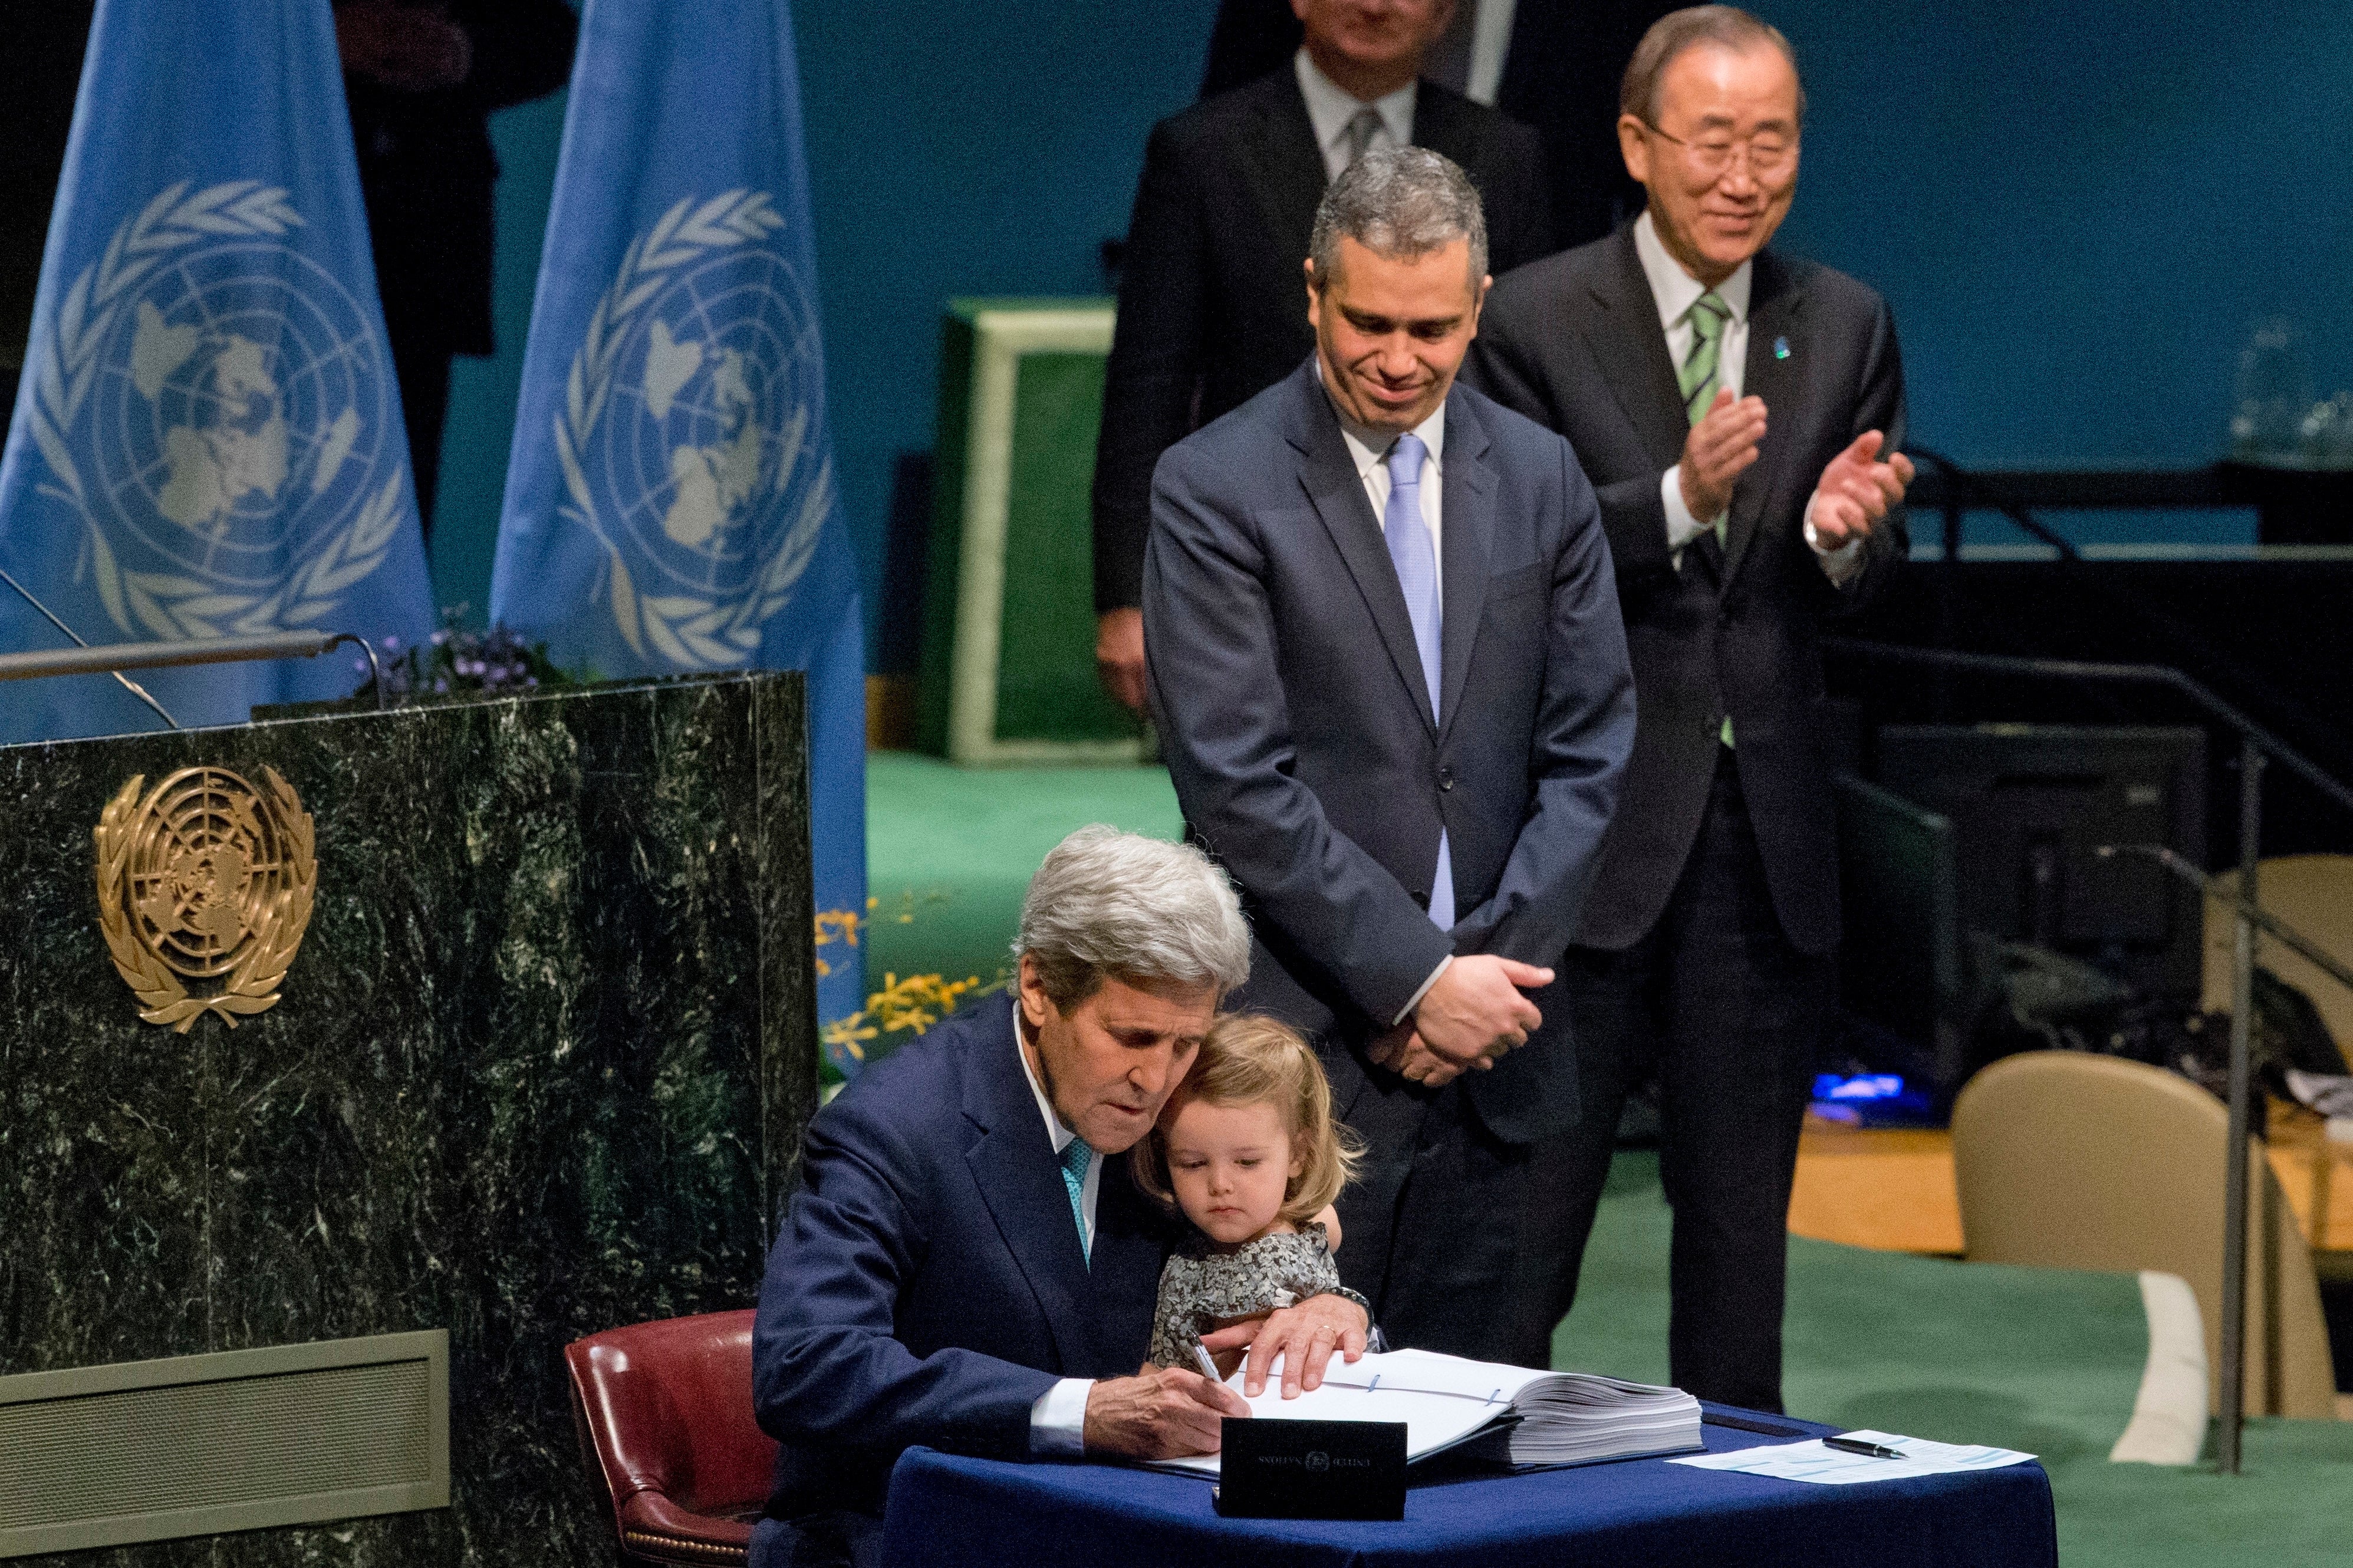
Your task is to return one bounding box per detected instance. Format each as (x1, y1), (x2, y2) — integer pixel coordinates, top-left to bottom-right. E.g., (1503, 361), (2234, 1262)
(751, 998), (1170, 1539)
(1143, 361), (1635, 1144)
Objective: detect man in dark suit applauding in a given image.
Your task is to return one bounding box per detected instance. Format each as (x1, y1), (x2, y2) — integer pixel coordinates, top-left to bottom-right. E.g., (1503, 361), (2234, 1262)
(1466, 6), (1911, 1410)
(1092, 0), (1554, 713)
(753, 828), (1370, 1567)
(1146, 147), (1634, 1365)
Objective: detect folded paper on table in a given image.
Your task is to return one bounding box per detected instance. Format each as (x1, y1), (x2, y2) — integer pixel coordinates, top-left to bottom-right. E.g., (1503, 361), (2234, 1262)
(1146, 1348), (1702, 1477)
(1670, 1430), (2036, 1484)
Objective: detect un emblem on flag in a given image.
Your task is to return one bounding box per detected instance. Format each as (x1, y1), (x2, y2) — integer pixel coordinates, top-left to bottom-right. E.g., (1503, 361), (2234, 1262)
(23, 182), (407, 641)
(553, 190), (836, 668)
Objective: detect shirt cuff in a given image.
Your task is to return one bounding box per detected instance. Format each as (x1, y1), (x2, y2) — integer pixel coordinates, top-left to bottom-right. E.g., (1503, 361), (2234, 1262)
(1030, 1377), (1092, 1457)
(1393, 954), (1453, 1027)
(1802, 490), (1867, 587)
(1661, 466), (1715, 551)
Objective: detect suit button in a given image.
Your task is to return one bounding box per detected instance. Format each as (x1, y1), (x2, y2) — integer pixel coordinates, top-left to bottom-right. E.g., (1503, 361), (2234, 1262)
(1437, 766), (1454, 791)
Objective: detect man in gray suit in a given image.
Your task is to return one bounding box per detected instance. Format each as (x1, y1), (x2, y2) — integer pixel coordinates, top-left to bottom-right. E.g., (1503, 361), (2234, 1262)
(1465, 5), (1912, 1409)
(1145, 147), (1635, 1365)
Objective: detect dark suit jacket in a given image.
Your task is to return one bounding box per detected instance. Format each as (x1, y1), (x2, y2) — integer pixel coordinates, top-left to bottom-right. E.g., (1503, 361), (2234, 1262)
(1199, 0), (1673, 252)
(341, 0), (577, 357)
(1465, 228), (1908, 956)
(750, 998), (1170, 1536)
(1144, 361), (1635, 1144)
(1092, 68), (1553, 613)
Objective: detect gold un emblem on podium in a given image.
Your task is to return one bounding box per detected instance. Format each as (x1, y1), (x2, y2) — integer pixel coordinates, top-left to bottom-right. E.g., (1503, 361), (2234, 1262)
(94, 766), (317, 1031)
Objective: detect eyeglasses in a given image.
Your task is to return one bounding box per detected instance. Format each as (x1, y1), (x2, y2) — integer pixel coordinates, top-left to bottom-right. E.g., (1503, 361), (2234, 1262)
(1640, 121), (1798, 182)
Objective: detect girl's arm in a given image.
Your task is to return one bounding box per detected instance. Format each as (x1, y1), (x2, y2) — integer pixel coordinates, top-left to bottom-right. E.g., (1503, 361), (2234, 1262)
(1315, 1204), (1342, 1252)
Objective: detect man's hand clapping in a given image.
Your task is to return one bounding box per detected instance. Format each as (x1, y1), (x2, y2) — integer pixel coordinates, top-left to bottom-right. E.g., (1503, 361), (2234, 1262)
(1808, 429), (1914, 550)
(1082, 1365), (1249, 1460)
(1678, 387), (1768, 523)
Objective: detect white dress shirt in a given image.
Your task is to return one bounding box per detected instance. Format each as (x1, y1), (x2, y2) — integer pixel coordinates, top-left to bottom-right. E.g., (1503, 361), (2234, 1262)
(1295, 49), (1417, 182)
(1464, 0), (1518, 106)
(1334, 400), (1446, 602)
(1021, 1010), (1101, 1457)
(1631, 211), (1862, 586)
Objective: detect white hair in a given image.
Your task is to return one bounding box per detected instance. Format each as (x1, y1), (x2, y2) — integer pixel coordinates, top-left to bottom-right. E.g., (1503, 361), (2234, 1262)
(1015, 826), (1250, 1007)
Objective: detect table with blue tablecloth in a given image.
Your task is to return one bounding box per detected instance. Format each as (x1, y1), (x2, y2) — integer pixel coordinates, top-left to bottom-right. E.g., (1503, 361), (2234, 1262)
(878, 1408), (2057, 1568)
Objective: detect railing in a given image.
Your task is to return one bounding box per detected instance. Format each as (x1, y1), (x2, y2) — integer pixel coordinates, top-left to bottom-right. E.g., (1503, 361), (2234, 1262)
(1827, 635), (2353, 1473)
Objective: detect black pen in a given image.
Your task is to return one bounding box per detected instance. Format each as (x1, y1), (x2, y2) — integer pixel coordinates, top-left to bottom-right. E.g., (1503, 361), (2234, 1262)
(1824, 1436), (1906, 1460)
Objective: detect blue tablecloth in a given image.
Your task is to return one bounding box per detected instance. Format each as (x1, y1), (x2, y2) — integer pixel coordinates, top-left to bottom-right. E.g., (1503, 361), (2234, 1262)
(878, 1407), (2056, 1568)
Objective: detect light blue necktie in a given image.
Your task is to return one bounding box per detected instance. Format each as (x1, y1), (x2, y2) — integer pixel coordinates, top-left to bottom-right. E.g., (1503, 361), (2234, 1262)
(1384, 434), (1454, 930)
(1058, 1138), (1092, 1265)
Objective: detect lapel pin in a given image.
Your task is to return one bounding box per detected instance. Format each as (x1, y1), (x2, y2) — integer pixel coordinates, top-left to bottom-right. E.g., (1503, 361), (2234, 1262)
(1773, 336), (1791, 361)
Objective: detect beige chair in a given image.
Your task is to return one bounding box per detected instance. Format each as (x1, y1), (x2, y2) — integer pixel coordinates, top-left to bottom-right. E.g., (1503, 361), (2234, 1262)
(1953, 1050), (2336, 1418)
(2202, 854), (2353, 1070)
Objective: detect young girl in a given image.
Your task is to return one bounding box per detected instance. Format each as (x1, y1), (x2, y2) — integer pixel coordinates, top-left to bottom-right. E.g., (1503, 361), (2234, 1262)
(1130, 1013), (1367, 1373)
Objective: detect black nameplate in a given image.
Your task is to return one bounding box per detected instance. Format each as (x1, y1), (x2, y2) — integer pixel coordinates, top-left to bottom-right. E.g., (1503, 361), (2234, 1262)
(1213, 1418), (1407, 1521)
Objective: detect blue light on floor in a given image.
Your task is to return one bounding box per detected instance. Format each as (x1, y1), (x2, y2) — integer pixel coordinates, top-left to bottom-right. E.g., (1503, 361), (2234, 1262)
(1809, 1072), (1939, 1125)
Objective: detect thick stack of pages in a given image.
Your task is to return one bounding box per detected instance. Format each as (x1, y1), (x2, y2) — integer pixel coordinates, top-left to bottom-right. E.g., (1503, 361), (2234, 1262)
(1147, 1348), (1701, 1476)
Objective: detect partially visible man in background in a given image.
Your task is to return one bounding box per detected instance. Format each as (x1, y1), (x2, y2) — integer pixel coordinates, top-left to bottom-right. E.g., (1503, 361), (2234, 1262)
(1091, 0), (1553, 715)
(336, 0), (576, 534)
(1466, 6), (1910, 1411)
(1200, 0), (1677, 253)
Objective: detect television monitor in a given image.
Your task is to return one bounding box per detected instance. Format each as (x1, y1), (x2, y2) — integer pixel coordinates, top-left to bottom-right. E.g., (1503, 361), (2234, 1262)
(1873, 724), (2207, 1003)
(1835, 773), (1964, 1089)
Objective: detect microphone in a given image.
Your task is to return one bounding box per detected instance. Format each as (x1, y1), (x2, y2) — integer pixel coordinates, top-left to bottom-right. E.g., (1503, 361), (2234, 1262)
(0, 564), (179, 729)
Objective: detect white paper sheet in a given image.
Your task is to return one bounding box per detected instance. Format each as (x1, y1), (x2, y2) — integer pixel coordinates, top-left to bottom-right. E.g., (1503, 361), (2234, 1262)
(1143, 1374), (1506, 1477)
(1669, 1430), (2035, 1485)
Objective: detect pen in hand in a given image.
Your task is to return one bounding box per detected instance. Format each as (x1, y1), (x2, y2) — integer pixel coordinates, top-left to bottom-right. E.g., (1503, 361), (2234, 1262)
(1190, 1338), (1225, 1385)
(1824, 1436), (1906, 1460)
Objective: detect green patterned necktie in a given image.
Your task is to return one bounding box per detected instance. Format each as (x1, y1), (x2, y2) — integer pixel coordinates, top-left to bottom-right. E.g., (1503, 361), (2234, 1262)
(1679, 289), (1733, 548)
(1680, 289), (1736, 748)
(1059, 1138), (1092, 1265)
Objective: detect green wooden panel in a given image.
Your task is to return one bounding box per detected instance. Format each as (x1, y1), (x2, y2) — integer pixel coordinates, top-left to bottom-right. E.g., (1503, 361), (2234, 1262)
(913, 300), (1135, 764)
(995, 351), (1130, 742)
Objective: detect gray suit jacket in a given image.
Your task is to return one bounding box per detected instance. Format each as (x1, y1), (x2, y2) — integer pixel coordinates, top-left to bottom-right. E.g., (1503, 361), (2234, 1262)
(1466, 228), (1908, 956)
(1144, 360), (1635, 1144)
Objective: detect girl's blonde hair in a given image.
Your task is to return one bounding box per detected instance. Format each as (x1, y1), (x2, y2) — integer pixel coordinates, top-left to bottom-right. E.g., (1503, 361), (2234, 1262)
(1131, 1013), (1364, 1226)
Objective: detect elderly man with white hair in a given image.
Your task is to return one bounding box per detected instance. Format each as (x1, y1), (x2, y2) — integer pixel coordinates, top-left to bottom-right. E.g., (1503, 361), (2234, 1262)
(751, 826), (1371, 1568)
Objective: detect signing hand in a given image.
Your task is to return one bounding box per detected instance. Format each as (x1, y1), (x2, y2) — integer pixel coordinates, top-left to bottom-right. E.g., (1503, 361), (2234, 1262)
(1081, 1365), (1250, 1459)
(1412, 954), (1551, 1066)
(1095, 607), (1148, 714)
(1808, 430), (1914, 549)
(1203, 1293), (1369, 1398)
(1679, 388), (1768, 523)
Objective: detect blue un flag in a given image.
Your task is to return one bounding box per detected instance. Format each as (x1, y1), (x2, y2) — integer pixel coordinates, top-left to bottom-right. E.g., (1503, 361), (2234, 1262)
(490, 0), (870, 1070)
(0, 0), (435, 740)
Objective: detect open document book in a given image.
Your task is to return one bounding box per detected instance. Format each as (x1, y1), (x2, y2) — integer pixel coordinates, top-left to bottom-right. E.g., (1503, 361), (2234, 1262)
(1145, 1348), (1702, 1476)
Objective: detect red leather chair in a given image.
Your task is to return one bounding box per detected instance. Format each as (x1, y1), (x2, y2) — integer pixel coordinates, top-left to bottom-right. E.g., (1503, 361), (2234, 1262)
(566, 1310), (778, 1566)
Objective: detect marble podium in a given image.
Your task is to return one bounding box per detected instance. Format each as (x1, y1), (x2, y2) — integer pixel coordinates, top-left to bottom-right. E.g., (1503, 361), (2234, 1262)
(0, 673), (818, 1564)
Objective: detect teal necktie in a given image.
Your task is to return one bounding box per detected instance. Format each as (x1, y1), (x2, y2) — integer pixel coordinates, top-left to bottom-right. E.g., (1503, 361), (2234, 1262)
(1059, 1138), (1092, 1265)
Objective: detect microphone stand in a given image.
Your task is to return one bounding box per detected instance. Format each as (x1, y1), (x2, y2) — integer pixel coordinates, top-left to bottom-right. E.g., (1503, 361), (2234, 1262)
(0, 564), (179, 729)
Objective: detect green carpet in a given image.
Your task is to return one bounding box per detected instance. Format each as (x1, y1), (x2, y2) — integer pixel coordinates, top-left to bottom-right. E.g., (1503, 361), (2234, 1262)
(1561, 1150), (2353, 1567)
(863, 754), (1180, 1014)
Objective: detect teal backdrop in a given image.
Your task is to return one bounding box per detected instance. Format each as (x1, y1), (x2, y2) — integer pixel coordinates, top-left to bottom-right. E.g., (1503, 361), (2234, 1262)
(423, 1), (2353, 642)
